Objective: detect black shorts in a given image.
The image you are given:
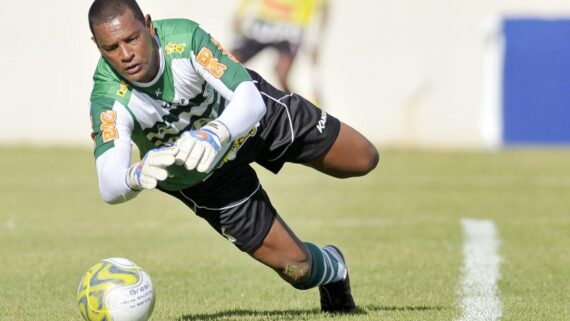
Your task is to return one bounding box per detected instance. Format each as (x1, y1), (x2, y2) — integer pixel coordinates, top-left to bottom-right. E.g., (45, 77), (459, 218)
(232, 35), (301, 63)
(161, 70), (341, 252)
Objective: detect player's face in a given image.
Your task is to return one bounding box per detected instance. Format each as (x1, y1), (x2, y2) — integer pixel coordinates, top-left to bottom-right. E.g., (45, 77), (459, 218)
(92, 10), (159, 83)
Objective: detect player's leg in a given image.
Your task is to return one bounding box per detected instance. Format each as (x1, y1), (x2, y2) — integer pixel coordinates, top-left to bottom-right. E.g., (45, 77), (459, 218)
(161, 168), (353, 312)
(275, 52), (294, 92)
(305, 122), (379, 178)
(240, 70), (368, 312)
(245, 69), (378, 178)
(274, 41), (300, 93)
(249, 215), (309, 283)
(249, 213), (355, 312)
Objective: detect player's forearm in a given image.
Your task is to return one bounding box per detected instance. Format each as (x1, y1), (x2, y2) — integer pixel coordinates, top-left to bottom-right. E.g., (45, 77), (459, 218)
(217, 81), (266, 140)
(96, 146), (140, 204)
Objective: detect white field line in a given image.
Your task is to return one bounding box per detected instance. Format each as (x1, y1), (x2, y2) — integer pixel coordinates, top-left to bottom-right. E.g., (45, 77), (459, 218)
(457, 219), (502, 321)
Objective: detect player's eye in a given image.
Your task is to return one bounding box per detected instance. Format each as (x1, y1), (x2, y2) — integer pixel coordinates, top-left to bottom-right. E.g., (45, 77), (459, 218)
(128, 36), (139, 43)
(103, 44), (118, 52)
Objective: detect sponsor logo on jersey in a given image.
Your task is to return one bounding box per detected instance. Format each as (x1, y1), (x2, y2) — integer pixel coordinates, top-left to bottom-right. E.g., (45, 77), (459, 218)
(316, 110), (327, 134)
(196, 47), (227, 78)
(116, 81), (128, 97)
(165, 42), (186, 55)
(100, 110), (119, 143)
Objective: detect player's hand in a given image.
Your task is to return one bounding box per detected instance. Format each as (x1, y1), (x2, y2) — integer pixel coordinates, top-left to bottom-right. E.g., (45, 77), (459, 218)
(174, 120), (230, 173)
(126, 147), (178, 191)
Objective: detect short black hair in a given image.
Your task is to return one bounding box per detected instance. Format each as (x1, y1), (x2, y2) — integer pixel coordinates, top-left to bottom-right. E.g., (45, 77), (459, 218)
(88, 0), (146, 36)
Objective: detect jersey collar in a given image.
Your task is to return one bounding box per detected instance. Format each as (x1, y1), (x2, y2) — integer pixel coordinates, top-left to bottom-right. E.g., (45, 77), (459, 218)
(129, 36), (165, 88)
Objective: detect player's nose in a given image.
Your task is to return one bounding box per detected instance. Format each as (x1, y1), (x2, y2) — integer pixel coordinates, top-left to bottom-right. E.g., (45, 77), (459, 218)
(119, 43), (134, 62)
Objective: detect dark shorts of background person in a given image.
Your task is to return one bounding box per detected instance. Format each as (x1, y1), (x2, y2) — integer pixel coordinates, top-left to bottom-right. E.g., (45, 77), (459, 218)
(232, 34), (301, 63)
(160, 69), (341, 252)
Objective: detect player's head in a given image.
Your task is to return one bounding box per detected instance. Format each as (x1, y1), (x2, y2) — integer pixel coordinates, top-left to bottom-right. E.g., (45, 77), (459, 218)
(88, 0), (160, 83)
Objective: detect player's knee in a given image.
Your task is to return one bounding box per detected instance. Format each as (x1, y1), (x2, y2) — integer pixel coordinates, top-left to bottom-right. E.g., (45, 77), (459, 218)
(360, 143), (379, 175)
(314, 142), (379, 179)
(348, 142), (379, 177)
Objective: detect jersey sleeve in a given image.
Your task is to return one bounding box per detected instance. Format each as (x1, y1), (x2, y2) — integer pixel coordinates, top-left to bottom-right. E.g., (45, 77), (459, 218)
(90, 97), (140, 204)
(189, 25), (252, 99)
(90, 96), (134, 158)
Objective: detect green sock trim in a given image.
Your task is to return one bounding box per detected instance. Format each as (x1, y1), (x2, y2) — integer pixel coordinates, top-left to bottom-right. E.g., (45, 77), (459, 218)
(291, 242), (324, 290)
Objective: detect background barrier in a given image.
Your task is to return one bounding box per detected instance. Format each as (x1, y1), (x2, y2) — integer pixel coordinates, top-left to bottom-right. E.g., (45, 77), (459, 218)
(1, 1), (569, 148)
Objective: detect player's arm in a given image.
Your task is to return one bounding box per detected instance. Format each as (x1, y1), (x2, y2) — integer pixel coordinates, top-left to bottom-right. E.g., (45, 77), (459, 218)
(91, 100), (175, 204)
(174, 26), (265, 172)
(95, 142), (137, 204)
(91, 99), (138, 204)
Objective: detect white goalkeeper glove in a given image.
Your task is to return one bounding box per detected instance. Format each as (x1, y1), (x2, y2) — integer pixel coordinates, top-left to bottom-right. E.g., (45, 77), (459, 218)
(174, 120), (231, 173)
(126, 147), (177, 191)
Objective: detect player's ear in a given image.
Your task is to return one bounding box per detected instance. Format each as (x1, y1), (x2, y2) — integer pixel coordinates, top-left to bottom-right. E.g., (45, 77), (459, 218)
(145, 14), (155, 37)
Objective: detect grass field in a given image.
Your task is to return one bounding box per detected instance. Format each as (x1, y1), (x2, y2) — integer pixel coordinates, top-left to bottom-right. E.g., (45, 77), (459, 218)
(0, 146), (569, 321)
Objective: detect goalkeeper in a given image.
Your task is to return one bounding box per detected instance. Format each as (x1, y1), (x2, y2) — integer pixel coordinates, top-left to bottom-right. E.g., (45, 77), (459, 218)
(88, 0), (378, 313)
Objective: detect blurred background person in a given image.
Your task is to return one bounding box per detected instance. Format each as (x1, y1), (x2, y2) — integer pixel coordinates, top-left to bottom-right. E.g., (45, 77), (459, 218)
(232, 0), (329, 105)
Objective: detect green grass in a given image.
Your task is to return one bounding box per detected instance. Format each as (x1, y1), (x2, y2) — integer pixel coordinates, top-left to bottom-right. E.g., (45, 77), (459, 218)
(0, 146), (569, 320)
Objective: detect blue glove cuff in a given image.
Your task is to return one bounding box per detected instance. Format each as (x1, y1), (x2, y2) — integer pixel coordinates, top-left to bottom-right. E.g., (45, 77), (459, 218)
(190, 128), (222, 150)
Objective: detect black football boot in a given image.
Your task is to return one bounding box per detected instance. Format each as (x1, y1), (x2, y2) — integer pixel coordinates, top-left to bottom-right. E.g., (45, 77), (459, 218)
(318, 245), (356, 313)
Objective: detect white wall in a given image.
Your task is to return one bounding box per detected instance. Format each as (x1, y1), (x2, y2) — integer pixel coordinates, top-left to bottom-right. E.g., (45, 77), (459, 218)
(1, 1), (570, 147)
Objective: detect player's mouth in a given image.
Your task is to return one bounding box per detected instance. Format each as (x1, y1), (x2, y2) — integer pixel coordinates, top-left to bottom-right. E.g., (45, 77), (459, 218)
(125, 63), (142, 75)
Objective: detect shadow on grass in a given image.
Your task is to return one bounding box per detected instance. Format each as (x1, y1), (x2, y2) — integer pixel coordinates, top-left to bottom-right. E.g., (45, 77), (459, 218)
(178, 304), (446, 320)
(366, 304), (446, 312)
(178, 308), (325, 321)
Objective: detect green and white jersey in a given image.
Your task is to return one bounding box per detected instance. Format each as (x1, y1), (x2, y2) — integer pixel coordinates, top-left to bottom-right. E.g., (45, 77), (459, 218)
(90, 19), (252, 191)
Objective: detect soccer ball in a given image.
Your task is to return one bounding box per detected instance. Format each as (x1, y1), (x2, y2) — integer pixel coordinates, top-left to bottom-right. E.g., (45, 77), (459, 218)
(77, 258), (155, 321)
